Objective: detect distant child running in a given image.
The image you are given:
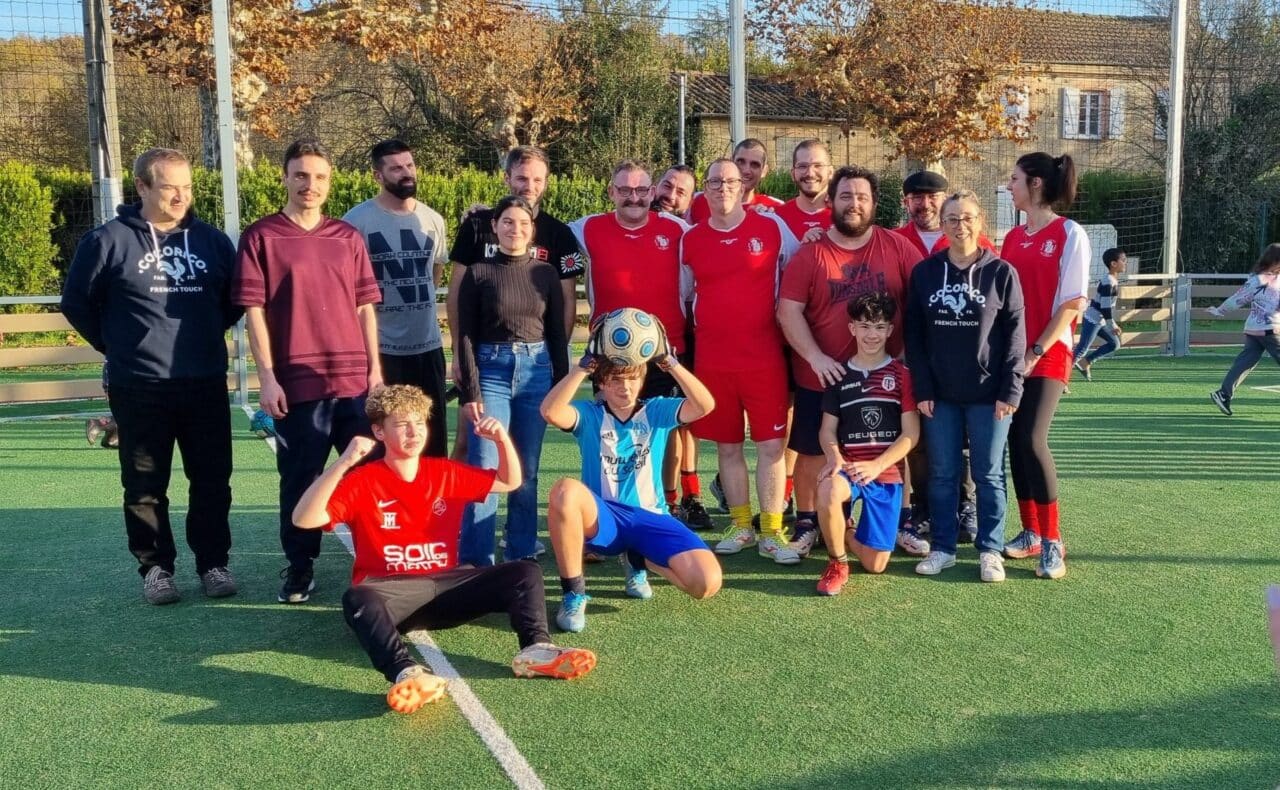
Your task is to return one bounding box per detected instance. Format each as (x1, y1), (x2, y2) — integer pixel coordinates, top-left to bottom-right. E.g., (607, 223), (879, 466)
(813, 293), (920, 596)
(292, 385), (595, 715)
(1209, 243), (1280, 416)
(1073, 248), (1126, 381)
(541, 328), (722, 633)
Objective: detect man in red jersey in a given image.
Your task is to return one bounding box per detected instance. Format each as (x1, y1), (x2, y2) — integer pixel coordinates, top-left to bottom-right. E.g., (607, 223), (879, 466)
(777, 165), (921, 558)
(681, 158), (800, 563)
(894, 170), (995, 258)
(774, 139), (833, 241)
(652, 164), (697, 220)
(293, 385), (595, 715)
(570, 161), (712, 530)
(688, 138), (785, 224)
(235, 138), (383, 605)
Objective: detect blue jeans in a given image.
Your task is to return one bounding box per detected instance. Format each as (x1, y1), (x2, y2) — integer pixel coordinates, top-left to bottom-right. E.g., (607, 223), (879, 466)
(923, 401), (1011, 555)
(1073, 318), (1119, 363)
(459, 342), (552, 566)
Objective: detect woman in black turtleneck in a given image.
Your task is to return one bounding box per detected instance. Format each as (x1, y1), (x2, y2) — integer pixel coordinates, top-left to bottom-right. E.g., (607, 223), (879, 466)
(455, 195), (568, 566)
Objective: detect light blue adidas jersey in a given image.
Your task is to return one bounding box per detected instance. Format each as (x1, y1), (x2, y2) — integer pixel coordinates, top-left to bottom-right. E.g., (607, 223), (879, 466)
(570, 397), (684, 513)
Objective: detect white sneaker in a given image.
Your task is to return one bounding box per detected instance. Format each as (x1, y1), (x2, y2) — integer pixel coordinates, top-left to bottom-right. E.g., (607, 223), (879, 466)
(915, 550), (956, 576)
(896, 526), (931, 557)
(979, 551), (1006, 583)
(758, 534), (801, 565)
(714, 527), (757, 555)
(788, 526), (820, 558)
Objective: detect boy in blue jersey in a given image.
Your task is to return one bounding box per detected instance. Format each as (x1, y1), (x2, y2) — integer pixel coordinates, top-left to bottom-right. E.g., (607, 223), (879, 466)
(541, 340), (722, 633)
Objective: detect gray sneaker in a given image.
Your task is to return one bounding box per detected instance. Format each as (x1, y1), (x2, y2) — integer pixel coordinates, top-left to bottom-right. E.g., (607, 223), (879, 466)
(143, 566), (180, 605)
(200, 566), (238, 598)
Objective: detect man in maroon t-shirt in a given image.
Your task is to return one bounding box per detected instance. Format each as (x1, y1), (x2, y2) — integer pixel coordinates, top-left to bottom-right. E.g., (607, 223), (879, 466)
(233, 138), (383, 605)
(777, 165), (920, 556)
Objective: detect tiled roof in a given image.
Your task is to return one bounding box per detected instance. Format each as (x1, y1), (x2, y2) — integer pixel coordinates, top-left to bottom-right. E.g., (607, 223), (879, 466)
(679, 8), (1168, 119)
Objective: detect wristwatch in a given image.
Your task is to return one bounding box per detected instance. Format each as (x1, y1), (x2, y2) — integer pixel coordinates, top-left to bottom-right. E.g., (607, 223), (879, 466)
(1031, 343), (1045, 357)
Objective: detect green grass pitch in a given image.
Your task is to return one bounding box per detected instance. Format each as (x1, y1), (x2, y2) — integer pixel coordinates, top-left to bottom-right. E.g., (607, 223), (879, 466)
(1, 351), (1277, 788)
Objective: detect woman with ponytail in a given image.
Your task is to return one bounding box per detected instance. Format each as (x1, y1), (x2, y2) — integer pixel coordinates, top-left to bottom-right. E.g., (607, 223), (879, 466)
(999, 153), (1090, 580)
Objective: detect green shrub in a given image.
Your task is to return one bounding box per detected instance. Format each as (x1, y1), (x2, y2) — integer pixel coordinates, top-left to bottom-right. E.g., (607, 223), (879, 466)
(0, 161), (60, 300)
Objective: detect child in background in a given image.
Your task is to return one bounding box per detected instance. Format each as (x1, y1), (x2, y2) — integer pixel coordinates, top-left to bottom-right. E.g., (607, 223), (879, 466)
(1073, 248), (1126, 382)
(1209, 244), (1280, 416)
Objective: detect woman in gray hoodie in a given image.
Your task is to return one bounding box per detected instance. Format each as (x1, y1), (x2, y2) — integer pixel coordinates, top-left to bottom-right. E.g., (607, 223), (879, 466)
(904, 190), (1026, 582)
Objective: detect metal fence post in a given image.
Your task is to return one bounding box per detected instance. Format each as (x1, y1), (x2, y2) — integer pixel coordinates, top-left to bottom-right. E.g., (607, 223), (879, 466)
(1171, 274), (1191, 356)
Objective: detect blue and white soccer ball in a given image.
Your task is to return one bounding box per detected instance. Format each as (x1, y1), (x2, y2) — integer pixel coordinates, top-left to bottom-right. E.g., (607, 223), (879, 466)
(249, 409), (277, 438)
(595, 307), (664, 366)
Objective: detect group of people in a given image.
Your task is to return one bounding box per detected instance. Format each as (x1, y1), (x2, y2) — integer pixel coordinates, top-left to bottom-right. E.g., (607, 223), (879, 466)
(64, 135), (1109, 713)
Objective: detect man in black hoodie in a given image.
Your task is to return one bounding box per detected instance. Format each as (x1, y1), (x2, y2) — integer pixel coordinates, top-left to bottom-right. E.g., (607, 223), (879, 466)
(62, 148), (243, 605)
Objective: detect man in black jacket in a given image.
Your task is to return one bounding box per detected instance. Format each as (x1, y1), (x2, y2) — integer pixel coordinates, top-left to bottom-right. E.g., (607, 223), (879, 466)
(62, 148), (243, 605)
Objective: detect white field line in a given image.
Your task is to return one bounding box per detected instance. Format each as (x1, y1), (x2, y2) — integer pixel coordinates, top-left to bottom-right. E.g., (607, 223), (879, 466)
(241, 405), (544, 790)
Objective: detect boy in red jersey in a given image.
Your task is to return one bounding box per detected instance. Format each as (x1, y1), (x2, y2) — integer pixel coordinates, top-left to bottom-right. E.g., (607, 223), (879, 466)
(293, 385), (596, 714)
(681, 158), (800, 563)
(813, 293), (919, 596)
(570, 160), (711, 529)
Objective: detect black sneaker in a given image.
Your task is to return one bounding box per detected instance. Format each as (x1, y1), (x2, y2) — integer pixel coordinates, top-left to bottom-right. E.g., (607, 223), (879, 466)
(709, 474), (728, 512)
(1210, 389), (1233, 416)
(783, 496), (795, 524)
(681, 496), (714, 530)
(278, 565), (315, 604)
(957, 501), (978, 544)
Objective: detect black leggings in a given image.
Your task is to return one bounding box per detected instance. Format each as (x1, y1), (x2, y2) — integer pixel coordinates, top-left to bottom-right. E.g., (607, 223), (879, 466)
(342, 561), (551, 682)
(1008, 376), (1065, 505)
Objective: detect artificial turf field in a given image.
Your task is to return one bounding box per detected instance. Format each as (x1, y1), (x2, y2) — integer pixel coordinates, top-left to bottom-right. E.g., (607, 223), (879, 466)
(1, 351), (1277, 789)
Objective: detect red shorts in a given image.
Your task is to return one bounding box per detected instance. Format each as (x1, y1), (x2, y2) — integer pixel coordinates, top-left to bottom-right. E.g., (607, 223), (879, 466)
(691, 364), (789, 444)
(1034, 341), (1072, 384)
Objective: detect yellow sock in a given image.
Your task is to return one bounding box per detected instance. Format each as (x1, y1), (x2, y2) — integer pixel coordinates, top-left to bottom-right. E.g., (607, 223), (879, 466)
(728, 505), (752, 530)
(759, 511), (784, 537)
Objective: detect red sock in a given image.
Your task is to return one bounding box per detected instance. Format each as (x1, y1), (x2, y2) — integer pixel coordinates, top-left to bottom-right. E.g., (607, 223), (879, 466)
(664, 488), (678, 506)
(1038, 501), (1061, 542)
(784, 475), (795, 501)
(1017, 499), (1041, 536)
(680, 472), (700, 498)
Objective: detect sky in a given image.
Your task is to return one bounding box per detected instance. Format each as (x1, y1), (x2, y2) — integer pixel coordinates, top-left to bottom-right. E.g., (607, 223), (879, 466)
(0, 0), (1165, 41)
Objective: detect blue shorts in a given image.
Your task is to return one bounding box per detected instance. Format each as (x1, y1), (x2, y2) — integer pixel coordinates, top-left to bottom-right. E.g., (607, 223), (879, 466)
(837, 474), (903, 552)
(586, 494), (709, 568)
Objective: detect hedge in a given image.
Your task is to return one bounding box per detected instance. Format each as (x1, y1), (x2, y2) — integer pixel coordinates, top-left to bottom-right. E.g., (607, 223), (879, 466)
(0, 161), (60, 301)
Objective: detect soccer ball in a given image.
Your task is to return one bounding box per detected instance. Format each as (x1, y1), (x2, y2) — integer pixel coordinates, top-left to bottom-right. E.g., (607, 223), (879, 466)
(249, 409), (277, 438)
(594, 307), (664, 366)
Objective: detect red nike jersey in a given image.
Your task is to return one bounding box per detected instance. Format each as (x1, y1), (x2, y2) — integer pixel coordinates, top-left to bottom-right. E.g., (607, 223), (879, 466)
(774, 198), (832, 240)
(326, 458), (496, 585)
(570, 212), (690, 353)
(680, 211), (798, 371)
(688, 191), (786, 225)
(1000, 216), (1090, 383)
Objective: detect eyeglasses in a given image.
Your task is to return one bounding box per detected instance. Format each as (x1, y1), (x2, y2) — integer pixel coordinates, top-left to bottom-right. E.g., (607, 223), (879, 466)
(942, 215), (980, 226)
(612, 186), (651, 197)
(706, 178), (743, 190)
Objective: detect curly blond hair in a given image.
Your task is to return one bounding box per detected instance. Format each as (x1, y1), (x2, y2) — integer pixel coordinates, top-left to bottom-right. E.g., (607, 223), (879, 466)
(365, 385), (434, 423)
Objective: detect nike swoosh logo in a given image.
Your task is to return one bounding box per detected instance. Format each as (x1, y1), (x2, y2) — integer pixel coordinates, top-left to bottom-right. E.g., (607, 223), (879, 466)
(773, 423), (786, 431)
(377, 499), (397, 508)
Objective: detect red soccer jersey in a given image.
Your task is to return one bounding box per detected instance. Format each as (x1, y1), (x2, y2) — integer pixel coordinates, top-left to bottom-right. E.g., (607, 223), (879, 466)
(893, 223), (995, 260)
(821, 358), (915, 484)
(774, 198), (832, 240)
(1000, 216), (1090, 383)
(688, 191), (786, 225)
(680, 211), (798, 371)
(233, 213), (382, 403)
(778, 229), (921, 390)
(326, 458), (496, 585)
(570, 212), (690, 353)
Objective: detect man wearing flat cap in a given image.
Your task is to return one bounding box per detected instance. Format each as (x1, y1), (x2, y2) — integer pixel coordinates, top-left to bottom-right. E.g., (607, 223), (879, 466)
(894, 170), (994, 259)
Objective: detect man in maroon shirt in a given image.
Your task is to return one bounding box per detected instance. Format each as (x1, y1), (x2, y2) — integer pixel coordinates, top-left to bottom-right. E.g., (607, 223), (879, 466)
(234, 138), (383, 604)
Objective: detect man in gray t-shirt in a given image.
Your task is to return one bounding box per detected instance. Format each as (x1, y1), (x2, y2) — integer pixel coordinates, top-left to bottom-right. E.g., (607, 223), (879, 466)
(343, 139), (450, 456)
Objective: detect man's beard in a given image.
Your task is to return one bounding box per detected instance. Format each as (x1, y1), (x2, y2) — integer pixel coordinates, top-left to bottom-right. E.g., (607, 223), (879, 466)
(833, 209), (872, 238)
(911, 208), (939, 231)
(386, 179), (417, 200)
(797, 181), (825, 200)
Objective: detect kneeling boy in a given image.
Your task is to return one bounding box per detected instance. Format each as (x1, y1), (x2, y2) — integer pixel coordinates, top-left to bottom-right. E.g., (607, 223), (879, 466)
(815, 292), (919, 596)
(540, 344), (722, 633)
(293, 385), (595, 714)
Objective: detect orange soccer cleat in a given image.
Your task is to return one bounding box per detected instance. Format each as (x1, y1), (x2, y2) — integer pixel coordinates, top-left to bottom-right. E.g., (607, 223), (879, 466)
(510, 643), (598, 680)
(386, 666), (448, 714)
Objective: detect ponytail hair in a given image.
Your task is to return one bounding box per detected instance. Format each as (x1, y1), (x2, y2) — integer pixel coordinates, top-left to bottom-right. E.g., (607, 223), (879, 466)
(1252, 242), (1280, 274)
(1015, 152), (1077, 210)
